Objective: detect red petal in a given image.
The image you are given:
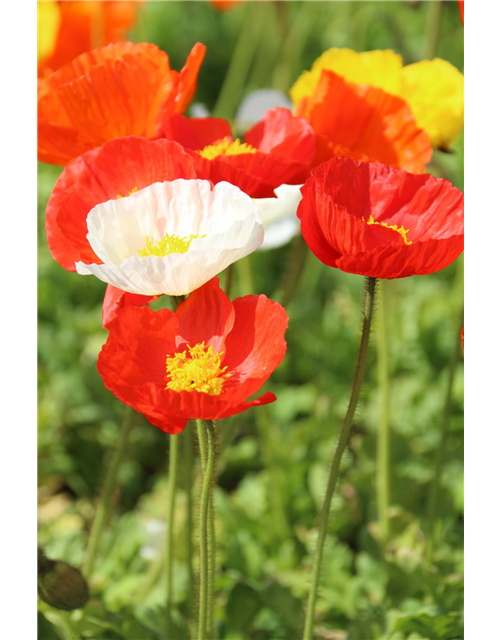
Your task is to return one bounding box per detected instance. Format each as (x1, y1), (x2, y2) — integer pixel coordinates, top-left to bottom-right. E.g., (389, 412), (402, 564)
(244, 107), (316, 168)
(298, 156), (464, 278)
(102, 284), (159, 328)
(156, 114), (232, 149)
(175, 278), (235, 353)
(45, 136), (196, 271)
(223, 294), (288, 398)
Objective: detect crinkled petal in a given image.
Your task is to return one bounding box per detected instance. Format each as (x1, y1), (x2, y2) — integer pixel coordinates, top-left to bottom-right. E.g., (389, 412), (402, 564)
(45, 136), (197, 270)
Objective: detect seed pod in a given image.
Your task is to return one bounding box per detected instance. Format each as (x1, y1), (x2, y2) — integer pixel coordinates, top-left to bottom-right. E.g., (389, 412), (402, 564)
(38, 548), (89, 611)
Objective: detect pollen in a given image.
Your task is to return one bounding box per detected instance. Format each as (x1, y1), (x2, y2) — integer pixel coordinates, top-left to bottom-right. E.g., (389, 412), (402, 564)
(198, 137), (258, 160)
(117, 187), (138, 199)
(166, 342), (231, 395)
(138, 233), (205, 257)
(363, 215), (412, 245)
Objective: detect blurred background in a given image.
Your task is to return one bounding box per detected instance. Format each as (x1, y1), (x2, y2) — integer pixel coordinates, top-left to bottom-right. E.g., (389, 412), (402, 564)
(38, 2), (464, 639)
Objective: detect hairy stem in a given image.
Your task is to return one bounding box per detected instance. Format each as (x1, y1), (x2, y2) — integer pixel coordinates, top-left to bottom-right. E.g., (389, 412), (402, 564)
(197, 420), (216, 640)
(165, 434), (179, 639)
(376, 280), (391, 545)
(302, 277), (377, 640)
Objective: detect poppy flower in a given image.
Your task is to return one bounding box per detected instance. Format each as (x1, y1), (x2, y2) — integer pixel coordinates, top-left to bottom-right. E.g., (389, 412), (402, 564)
(97, 277), (288, 434)
(45, 136), (198, 271)
(38, 1), (142, 76)
(458, 1), (464, 24)
(102, 285), (159, 328)
(75, 177), (263, 296)
(291, 47), (464, 150)
(38, 41), (206, 165)
(297, 156), (464, 279)
(158, 107), (316, 198)
(209, 0), (241, 11)
(254, 184), (303, 250)
(293, 70), (431, 174)
(38, 1), (62, 66)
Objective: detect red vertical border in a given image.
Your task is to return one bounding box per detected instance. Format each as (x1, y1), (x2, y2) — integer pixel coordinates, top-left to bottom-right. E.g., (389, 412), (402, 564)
(464, 0), (500, 640)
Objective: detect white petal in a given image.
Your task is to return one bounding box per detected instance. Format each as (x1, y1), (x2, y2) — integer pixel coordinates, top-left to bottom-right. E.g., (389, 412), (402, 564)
(253, 184), (303, 250)
(78, 179), (264, 295)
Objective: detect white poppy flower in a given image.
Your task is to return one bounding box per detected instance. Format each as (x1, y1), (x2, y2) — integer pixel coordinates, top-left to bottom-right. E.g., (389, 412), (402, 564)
(76, 179), (264, 296)
(253, 184), (303, 250)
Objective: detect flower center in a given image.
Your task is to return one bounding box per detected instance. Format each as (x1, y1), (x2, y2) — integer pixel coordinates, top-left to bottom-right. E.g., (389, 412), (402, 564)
(117, 187), (138, 199)
(198, 137), (257, 160)
(138, 233), (204, 257)
(362, 215), (412, 245)
(166, 342), (230, 395)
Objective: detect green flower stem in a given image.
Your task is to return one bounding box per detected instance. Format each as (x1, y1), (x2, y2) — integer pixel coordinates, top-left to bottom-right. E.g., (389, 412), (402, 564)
(224, 263), (234, 298)
(302, 277), (378, 640)
(83, 404), (134, 578)
(271, 0), (321, 92)
(236, 256), (255, 295)
(183, 425), (195, 610)
(165, 434), (179, 639)
(425, 308), (464, 563)
(256, 408), (290, 540)
(197, 420), (216, 640)
(196, 419), (216, 639)
(212, 2), (268, 120)
(278, 235), (309, 308)
(425, 0), (443, 59)
(376, 279), (391, 545)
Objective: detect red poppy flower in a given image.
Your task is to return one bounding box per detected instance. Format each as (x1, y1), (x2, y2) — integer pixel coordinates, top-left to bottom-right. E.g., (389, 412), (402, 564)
(97, 277), (288, 434)
(210, 0), (240, 12)
(38, 1), (142, 76)
(295, 70), (432, 174)
(461, 327), (464, 352)
(158, 107), (316, 198)
(102, 284), (159, 328)
(458, 1), (464, 24)
(297, 156), (464, 279)
(45, 136), (198, 271)
(38, 41), (206, 165)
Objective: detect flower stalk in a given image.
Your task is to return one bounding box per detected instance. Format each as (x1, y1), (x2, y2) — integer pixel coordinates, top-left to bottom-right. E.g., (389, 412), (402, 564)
(302, 277), (377, 640)
(426, 307), (464, 562)
(197, 420), (217, 640)
(165, 433), (179, 639)
(83, 404), (134, 579)
(376, 279), (391, 544)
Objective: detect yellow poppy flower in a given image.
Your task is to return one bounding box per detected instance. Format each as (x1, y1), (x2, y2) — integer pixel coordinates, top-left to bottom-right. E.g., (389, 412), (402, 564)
(400, 59), (464, 150)
(37, 0), (61, 62)
(290, 48), (464, 149)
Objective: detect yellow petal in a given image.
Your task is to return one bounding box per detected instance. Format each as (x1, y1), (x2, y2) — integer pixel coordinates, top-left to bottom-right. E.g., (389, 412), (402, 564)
(37, 0), (61, 63)
(400, 58), (464, 149)
(290, 48), (403, 107)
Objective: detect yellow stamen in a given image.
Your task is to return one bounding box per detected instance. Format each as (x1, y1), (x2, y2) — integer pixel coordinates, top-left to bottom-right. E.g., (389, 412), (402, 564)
(362, 215), (412, 245)
(138, 233), (205, 258)
(198, 137), (257, 160)
(166, 342), (230, 395)
(117, 186), (138, 199)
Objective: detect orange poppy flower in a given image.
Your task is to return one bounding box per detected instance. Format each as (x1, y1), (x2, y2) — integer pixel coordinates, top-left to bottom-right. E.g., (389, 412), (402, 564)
(38, 41), (206, 165)
(209, 0), (240, 12)
(38, 1), (142, 76)
(295, 70), (432, 174)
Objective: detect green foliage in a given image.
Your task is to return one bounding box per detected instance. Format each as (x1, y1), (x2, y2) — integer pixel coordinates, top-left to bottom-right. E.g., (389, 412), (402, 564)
(38, 2), (463, 639)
